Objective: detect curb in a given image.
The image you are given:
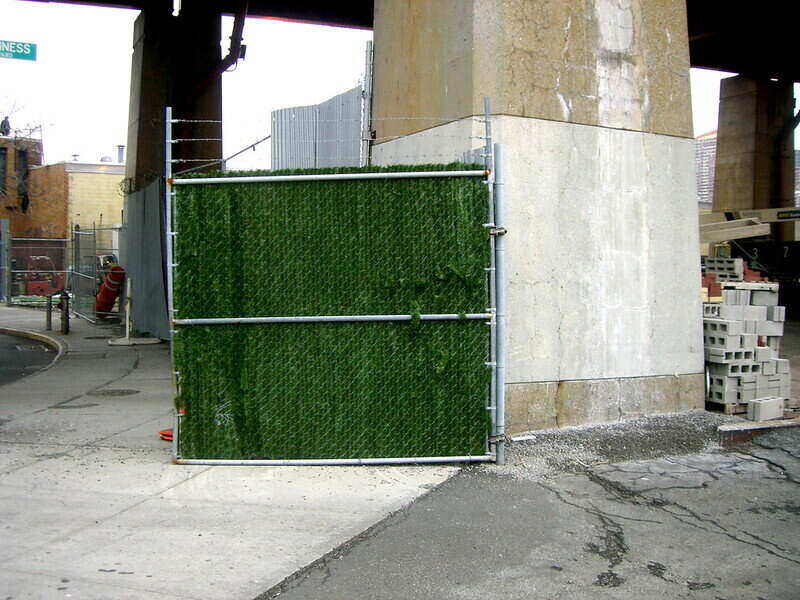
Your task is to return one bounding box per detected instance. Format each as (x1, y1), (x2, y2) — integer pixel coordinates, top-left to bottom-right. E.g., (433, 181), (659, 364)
(0, 327), (66, 372)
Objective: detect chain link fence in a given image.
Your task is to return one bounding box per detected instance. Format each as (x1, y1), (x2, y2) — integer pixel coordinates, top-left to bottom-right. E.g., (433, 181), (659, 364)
(71, 224), (124, 322)
(171, 164), (496, 462)
(3, 235), (68, 306)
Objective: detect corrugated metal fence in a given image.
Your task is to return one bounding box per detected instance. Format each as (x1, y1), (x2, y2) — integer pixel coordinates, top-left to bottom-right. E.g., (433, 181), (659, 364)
(271, 85), (366, 170)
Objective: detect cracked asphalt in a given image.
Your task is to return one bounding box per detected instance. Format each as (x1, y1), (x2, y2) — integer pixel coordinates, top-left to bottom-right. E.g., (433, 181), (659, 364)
(264, 414), (800, 599)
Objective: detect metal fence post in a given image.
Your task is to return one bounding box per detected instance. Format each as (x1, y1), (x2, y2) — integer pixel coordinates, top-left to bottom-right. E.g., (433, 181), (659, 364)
(493, 143), (507, 465)
(46, 295), (53, 330)
(1, 219), (10, 306)
(60, 290), (70, 334)
(482, 97), (498, 459)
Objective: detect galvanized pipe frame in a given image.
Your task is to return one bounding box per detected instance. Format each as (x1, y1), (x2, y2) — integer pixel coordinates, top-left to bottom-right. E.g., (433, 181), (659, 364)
(166, 106), (506, 466)
(174, 455), (495, 466)
(492, 143), (507, 465)
(165, 107), (179, 387)
(174, 313), (492, 326)
(170, 169), (488, 186)
(482, 99), (499, 462)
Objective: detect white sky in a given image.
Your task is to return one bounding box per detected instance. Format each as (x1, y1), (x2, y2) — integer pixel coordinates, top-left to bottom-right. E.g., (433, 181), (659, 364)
(0, 0), (788, 170)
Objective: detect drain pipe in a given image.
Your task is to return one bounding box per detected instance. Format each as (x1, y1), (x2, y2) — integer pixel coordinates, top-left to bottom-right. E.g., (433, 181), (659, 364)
(197, 1), (248, 92)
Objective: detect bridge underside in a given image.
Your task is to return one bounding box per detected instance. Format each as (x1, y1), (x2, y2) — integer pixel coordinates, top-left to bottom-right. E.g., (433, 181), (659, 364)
(20, 0), (800, 430)
(26, 0), (800, 79)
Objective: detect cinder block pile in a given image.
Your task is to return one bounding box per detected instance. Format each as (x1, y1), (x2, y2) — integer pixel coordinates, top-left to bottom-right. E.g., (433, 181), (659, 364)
(701, 257), (770, 302)
(704, 282), (793, 419)
(703, 257), (744, 281)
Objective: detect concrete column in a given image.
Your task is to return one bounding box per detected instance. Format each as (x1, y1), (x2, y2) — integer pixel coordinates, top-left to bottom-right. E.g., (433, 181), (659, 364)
(125, 4), (223, 191)
(713, 76), (795, 212)
(372, 0), (704, 433)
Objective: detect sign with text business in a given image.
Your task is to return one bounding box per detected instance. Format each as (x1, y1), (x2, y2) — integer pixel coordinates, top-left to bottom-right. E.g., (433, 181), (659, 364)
(0, 40), (37, 61)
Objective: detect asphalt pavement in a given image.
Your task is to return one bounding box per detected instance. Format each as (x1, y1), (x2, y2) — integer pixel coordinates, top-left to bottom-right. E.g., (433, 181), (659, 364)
(0, 333), (53, 386)
(266, 418), (800, 600)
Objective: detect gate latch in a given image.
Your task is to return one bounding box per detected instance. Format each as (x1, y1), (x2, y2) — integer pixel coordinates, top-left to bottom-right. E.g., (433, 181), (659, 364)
(489, 226), (507, 237)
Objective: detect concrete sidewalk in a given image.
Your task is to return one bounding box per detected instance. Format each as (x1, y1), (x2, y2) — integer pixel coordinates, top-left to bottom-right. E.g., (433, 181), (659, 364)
(0, 306), (456, 600)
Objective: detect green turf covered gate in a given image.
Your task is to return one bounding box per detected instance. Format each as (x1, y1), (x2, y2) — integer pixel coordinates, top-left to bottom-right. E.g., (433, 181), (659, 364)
(167, 116), (506, 464)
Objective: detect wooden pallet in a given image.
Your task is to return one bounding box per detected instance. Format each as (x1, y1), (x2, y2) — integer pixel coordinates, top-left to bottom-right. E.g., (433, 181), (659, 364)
(706, 400), (748, 415)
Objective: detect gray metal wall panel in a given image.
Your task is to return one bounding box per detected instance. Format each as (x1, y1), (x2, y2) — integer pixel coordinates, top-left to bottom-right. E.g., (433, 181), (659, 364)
(271, 86), (364, 170)
(316, 86), (363, 168)
(122, 179), (170, 339)
(271, 105), (317, 170)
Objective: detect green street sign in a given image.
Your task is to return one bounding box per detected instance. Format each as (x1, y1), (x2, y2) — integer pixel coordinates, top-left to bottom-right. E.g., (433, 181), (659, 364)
(0, 40), (37, 61)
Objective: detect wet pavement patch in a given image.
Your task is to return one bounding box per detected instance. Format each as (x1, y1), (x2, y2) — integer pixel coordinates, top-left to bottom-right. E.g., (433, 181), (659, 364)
(0, 333), (53, 385)
(86, 389), (140, 397)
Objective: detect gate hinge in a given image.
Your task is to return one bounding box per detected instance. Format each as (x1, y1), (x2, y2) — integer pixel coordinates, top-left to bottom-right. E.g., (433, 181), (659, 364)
(489, 226), (507, 237)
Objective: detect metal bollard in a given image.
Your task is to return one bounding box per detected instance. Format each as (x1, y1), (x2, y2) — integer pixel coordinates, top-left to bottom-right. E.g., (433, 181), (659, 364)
(59, 290), (70, 334)
(46, 295), (53, 330)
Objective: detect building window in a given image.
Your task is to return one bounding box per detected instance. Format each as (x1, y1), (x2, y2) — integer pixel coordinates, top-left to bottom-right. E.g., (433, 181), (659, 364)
(16, 149), (29, 211)
(0, 147), (6, 196)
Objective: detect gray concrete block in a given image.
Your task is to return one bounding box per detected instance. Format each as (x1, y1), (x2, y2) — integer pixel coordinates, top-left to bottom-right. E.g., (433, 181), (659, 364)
(708, 362), (760, 377)
(723, 289), (751, 305)
(708, 375), (739, 391)
(761, 359), (777, 376)
(719, 305), (745, 320)
(757, 321), (784, 336)
(709, 389), (739, 403)
(740, 334), (757, 349)
(704, 334), (740, 350)
(703, 303), (720, 318)
(767, 305), (786, 322)
(704, 348), (754, 363)
(755, 346), (773, 361)
(767, 336), (782, 353)
(744, 320), (758, 334)
(723, 281), (778, 291)
(751, 290), (779, 306)
(747, 397), (784, 421)
(776, 359), (790, 374)
(739, 388), (756, 402)
(743, 305), (768, 320)
(703, 319), (744, 336)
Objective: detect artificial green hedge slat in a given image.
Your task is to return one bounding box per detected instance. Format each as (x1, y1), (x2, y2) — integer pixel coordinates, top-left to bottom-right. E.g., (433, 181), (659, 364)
(174, 163), (491, 459)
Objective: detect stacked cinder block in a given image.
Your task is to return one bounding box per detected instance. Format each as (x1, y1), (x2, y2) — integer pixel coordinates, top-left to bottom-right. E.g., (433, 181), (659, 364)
(702, 257), (744, 281)
(704, 282), (791, 418)
(700, 258), (768, 303)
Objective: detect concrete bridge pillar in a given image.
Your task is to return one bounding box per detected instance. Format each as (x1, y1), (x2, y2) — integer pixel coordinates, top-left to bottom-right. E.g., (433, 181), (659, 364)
(712, 76), (796, 241)
(372, 0), (704, 433)
(125, 4), (223, 191)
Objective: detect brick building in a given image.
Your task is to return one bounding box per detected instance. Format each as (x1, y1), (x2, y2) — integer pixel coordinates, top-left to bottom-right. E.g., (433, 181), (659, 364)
(30, 162), (126, 236)
(4, 161), (124, 242)
(0, 134), (44, 233)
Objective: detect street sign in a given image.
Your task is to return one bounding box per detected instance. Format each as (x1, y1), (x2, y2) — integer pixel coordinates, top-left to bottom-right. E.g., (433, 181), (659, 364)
(0, 40), (37, 61)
